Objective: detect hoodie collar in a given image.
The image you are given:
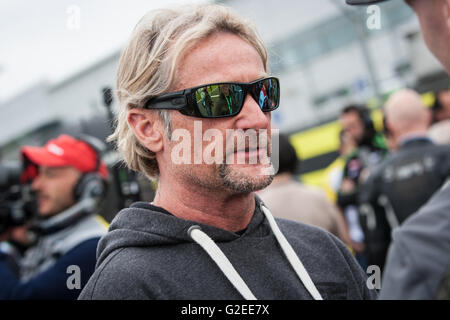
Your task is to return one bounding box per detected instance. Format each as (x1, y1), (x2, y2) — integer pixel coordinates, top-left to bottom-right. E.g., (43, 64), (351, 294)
(108, 195), (268, 243)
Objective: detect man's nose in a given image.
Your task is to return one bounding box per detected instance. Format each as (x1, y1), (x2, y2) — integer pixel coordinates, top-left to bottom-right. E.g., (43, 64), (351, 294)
(235, 94), (270, 130)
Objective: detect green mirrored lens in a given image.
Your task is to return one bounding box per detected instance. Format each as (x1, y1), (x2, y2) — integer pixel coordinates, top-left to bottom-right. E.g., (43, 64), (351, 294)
(195, 85), (216, 117)
(195, 84), (243, 117)
(192, 78), (278, 118)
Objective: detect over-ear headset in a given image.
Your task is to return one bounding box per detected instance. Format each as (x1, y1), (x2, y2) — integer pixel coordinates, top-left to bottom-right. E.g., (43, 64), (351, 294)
(356, 106), (375, 132)
(72, 134), (108, 202)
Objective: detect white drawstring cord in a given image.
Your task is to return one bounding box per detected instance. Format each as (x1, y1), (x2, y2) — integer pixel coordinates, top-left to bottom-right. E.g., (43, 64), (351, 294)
(260, 205), (323, 300)
(187, 205), (323, 300)
(188, 226), (257, 300)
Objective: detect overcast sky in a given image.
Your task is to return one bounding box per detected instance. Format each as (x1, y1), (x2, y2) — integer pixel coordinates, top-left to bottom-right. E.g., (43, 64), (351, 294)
(0, 0), (208, 102)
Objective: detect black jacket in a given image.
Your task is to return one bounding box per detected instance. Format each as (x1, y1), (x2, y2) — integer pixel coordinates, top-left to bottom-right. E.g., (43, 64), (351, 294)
(380, 180), (450, 299)
(360, 137), (450, 224)
(359, 137), (450, 269)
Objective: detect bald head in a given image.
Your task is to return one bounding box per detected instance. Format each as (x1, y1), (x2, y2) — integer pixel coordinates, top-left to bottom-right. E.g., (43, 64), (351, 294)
(384, 89), (431, 141)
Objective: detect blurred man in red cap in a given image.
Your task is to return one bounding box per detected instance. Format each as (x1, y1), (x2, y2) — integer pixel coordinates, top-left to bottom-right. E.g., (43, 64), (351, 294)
(0, 134), (109, 299)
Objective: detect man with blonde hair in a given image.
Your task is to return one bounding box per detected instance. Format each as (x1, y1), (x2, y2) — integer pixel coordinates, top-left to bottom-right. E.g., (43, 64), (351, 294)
(79, 4), (376, 300)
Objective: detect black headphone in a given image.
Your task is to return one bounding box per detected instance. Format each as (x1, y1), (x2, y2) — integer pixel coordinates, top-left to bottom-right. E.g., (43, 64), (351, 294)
(357, 106), (375, 132)
(72, 134), (108, 202)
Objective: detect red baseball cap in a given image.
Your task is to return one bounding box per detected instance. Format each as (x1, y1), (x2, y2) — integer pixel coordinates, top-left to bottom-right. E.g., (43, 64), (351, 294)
(21, 134), (108, 180)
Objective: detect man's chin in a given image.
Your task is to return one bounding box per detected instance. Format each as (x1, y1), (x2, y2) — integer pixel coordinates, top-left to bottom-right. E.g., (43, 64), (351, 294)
(37, 205), (68, 218)
(219, 163), (274, 193)
(37, 203), (51, 217)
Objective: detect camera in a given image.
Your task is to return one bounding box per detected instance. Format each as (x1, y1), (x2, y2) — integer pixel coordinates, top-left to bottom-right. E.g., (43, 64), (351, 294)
(0, 163), (37, 234)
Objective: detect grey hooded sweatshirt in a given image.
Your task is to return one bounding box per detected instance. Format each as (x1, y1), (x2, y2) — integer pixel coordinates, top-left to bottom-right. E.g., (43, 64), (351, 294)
(79, 196), (377, 300)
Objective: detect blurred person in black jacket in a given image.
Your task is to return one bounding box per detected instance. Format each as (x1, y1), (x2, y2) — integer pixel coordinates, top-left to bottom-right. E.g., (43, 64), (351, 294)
(337, 105), (388, 269)
(359, 89), (450, 272)
(337, 105), (388, 210)
(361, 89), (450, 224)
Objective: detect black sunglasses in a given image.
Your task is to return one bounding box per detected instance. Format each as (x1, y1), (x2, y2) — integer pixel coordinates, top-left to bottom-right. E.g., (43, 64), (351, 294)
(143, 77), (280, 118)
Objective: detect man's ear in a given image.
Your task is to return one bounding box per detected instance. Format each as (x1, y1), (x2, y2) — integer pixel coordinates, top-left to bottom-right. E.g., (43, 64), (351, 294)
(127, 108), (164, 153)
(385, 118), (397, 138)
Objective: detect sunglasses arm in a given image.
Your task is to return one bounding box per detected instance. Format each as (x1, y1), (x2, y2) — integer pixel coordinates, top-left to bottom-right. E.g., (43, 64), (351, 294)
(144, 91), (188, 110)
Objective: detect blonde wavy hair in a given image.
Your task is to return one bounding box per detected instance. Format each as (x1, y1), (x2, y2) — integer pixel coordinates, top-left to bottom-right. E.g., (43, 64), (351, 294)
(110, 3), (269, 180)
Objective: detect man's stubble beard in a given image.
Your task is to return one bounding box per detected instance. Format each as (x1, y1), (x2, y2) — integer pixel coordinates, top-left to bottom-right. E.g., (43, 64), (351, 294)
(168, 126), (275, 194)
(219, 162), (274, 193)
(180, 162), (274, 195)
(219, 129), (274, 193)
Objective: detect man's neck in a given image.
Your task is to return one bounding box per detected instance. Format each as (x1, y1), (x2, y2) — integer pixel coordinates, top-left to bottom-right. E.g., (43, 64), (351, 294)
(153, 176), (255, 232)
(397, 129), (429, 146)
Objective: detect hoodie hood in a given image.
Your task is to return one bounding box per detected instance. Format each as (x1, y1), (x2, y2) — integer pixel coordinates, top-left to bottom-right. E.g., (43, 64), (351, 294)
(96, 196), (267, 267)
